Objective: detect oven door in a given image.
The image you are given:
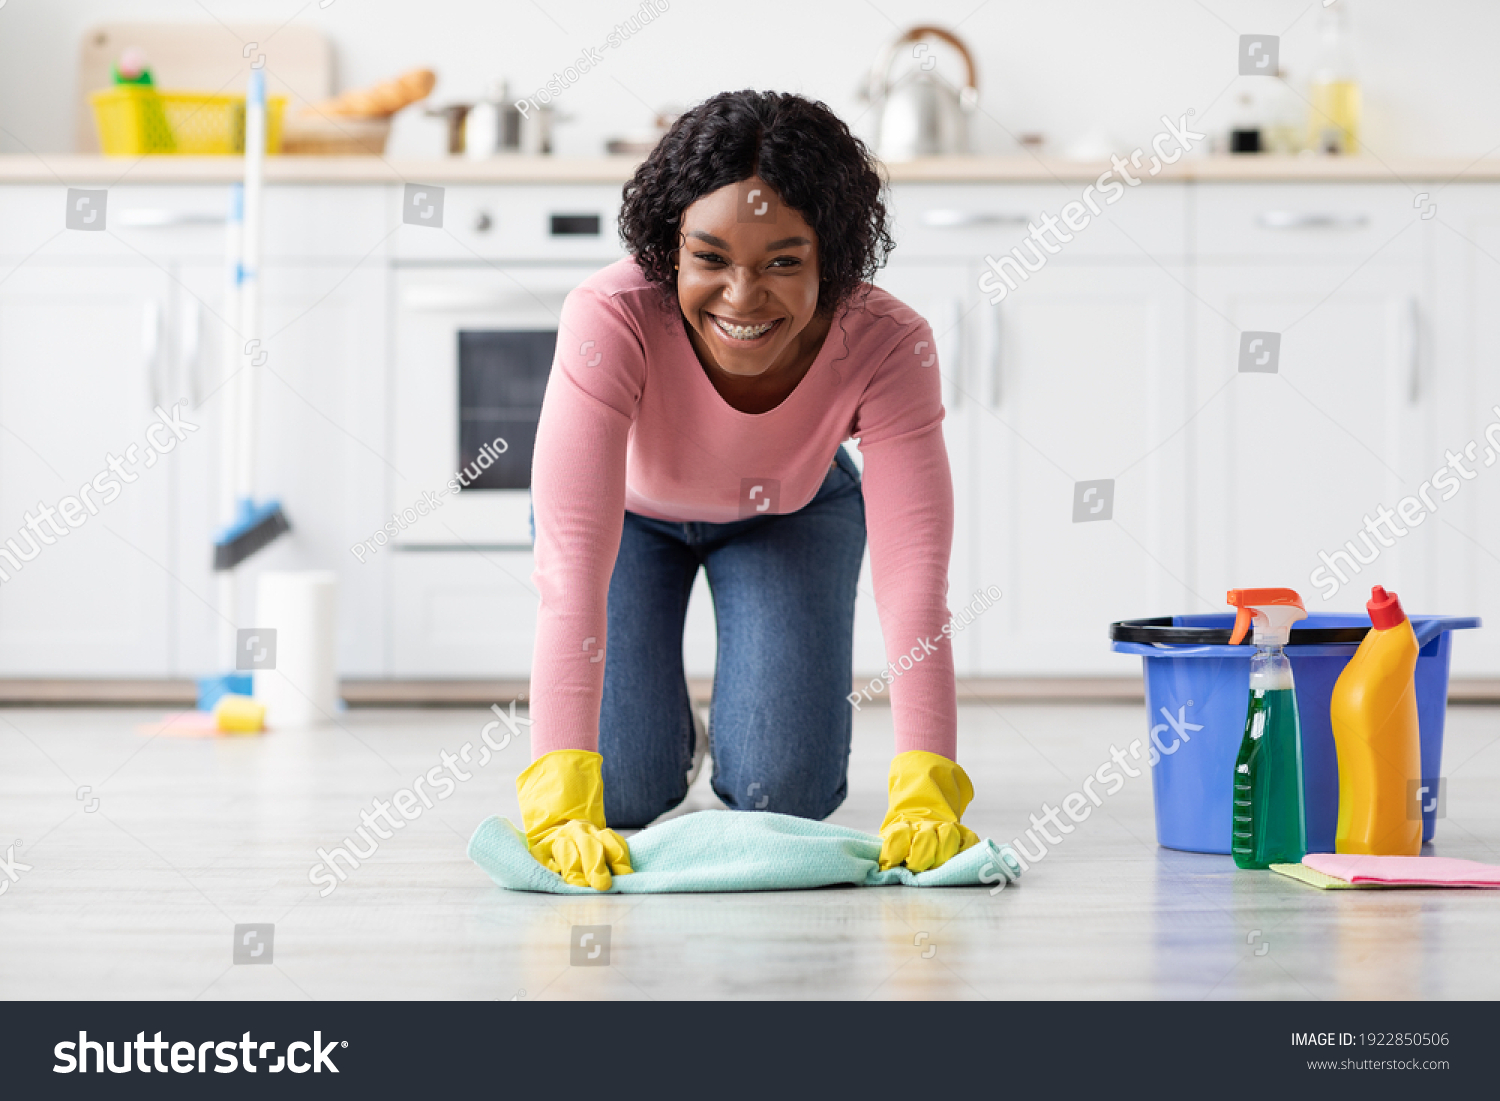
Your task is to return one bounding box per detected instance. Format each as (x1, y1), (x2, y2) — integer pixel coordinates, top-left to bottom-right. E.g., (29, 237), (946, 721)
(392, 265), (600, 548)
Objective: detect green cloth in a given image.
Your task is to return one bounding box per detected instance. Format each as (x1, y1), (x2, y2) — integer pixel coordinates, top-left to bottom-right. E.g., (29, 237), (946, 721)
(468, 809), (1023, 894)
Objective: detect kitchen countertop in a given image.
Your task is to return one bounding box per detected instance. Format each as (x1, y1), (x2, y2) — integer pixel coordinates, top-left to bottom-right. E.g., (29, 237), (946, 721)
(3, 154), (1500, 185)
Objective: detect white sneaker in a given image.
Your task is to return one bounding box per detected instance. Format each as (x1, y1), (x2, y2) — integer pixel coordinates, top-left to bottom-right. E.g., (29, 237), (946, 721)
(684, 704), (710, 787)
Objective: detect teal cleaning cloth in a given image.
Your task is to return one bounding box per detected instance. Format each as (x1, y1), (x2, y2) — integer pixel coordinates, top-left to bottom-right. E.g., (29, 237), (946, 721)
(467, 809), (1023, 894)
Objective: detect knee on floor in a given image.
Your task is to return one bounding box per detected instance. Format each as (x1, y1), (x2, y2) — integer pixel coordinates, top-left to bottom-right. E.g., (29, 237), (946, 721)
(603, 774), (689, 830)
(712, 763), (847, 821)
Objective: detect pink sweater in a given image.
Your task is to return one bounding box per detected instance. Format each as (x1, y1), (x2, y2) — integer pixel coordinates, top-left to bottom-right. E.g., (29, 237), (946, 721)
(528, 258), (957, 759)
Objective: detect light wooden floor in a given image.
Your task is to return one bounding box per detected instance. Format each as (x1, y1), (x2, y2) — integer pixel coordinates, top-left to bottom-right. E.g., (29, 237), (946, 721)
(2, 702), (1497, 1000)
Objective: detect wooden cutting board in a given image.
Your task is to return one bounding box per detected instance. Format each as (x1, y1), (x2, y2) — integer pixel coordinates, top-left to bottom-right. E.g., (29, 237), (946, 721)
(76, 22), (332, 152)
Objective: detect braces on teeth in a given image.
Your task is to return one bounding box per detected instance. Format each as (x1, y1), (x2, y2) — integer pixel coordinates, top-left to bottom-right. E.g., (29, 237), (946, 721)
(715, 317), (774, 339)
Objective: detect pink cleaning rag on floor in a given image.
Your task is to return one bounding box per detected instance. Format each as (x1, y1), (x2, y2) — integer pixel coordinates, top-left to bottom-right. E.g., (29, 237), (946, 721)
(1304, 853), (1500, 888)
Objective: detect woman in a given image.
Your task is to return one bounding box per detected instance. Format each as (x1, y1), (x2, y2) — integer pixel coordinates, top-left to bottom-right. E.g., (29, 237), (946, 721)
(517, 90), (980, 890)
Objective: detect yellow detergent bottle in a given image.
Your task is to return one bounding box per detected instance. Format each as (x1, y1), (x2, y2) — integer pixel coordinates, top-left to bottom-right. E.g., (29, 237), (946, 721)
(1329, 586), (1422, 856)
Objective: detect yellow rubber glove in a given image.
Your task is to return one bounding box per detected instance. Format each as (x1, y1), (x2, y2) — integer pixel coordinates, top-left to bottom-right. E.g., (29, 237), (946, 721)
(877, 750), (981, 872)
(516, 749), (633, 891)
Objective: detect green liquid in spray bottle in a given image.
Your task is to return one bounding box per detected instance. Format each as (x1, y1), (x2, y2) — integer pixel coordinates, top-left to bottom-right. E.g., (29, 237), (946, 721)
(1232, 650), (1308, 868)
(1226, 589), (1309, 870)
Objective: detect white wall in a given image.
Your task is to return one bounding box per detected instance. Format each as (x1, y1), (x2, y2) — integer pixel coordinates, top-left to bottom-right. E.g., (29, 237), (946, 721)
(2, 0), (1498, 160)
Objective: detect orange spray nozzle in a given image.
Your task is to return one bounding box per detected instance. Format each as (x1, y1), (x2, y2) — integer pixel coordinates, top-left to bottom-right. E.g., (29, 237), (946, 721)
(1230, 608), (1253, 646)
(1226, 587), (1307, 645)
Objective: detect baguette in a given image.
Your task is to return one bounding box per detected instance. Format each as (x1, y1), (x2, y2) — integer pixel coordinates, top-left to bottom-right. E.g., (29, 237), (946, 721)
(312, 67), (436, 118)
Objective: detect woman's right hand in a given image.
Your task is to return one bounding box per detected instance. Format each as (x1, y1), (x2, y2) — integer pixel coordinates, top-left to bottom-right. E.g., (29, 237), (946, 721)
(516, 749), (633, 891)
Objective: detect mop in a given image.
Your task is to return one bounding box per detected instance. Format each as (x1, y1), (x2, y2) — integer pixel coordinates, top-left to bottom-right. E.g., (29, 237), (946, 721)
(194, 69), (289, 724)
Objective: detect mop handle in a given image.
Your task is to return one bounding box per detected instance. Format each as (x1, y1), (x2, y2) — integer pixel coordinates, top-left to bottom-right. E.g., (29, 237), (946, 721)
(220, 183), (243, 526)
(218, 182), (244, 669)
(236, 70), (265, 506)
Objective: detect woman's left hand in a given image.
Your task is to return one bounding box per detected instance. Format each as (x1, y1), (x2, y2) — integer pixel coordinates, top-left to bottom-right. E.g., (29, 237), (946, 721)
(516, 749), (634, 891)
(876, 750), (980, 872)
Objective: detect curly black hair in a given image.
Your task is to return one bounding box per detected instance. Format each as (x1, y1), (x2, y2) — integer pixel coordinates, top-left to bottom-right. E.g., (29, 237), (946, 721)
(619, 90), (895, 316)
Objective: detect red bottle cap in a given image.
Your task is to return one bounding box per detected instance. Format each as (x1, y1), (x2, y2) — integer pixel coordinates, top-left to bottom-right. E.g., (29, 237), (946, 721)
(1367, 585), (1407, 630)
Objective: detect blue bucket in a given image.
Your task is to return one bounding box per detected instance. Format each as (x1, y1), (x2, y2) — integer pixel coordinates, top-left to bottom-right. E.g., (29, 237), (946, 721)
(1110, 614), (1480, 854)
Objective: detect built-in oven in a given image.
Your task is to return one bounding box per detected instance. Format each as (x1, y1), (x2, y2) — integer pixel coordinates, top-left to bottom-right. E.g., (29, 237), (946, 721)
(392, 264), (603, 548)
(390, 184), (623, 553)
(387, 185), (624, 674)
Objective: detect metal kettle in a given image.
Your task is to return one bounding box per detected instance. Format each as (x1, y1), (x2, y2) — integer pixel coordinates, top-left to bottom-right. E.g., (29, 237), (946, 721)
(862, 25), (979, 160)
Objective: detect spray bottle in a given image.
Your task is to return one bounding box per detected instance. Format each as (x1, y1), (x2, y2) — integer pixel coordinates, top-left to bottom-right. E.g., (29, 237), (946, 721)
(1329, 586), (1422, 856)
(1227, 588), (1308, 869)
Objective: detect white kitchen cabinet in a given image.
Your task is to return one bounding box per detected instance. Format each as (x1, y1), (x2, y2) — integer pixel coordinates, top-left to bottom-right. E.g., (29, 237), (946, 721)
(967, 260), (1191, 674)
(111, 185), (392, 261)
(0, 185), (390, 263)
(887, 182), (1187, 262)
(390, 550), (538, 677)
(1190, 185), (1434, 624)
(1192, 184), (1424, 263)
(0, 260), (176, 674)
(1190, 262), (1430, 612)
(0, 184), (391, 680)
(2, 173), (1493, 683)
(235, 259), (390, 679)
(881, 183), (1190, 677)
(172, 258), (391, 679)
(164, 260), (230, 678)
(1430, 184), (1500, 676)
(869, 261), (979, 675)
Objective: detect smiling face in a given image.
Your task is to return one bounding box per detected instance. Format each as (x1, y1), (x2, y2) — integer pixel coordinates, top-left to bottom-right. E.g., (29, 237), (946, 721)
(675, 176), (824, 379)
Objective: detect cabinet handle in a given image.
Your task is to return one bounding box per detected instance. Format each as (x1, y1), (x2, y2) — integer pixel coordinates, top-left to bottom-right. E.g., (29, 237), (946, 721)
(181, 297), (202, 407)
(117, 209), (227, 228)
(402, 285), (566, 312)
(1404, 297), (1421, 405)
(986, 300), (1003, 408)
(921, 209), (1030, 229)
(142, 300), (162, 409)
(1256, 211), (1369, 230)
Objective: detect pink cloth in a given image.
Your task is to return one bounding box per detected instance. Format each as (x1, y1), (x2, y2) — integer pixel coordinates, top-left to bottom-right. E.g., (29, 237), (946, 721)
(528, 258), (957, 760)
(1304, 853), (1500, 887)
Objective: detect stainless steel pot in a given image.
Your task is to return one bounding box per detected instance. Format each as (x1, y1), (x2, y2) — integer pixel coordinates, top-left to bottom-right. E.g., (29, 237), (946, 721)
(862, 25), (979, 160)
(464, 81), (554, 157)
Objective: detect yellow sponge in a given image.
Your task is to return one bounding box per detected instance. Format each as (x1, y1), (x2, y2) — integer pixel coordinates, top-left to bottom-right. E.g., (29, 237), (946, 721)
(214, 693), (266, 734)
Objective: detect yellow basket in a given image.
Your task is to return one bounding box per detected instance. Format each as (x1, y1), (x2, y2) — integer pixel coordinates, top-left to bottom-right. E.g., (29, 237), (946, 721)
(90, 86), (286, 156)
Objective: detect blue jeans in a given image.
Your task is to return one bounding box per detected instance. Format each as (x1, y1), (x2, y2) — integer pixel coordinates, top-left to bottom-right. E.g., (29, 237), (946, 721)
(532, 447), (867, 829)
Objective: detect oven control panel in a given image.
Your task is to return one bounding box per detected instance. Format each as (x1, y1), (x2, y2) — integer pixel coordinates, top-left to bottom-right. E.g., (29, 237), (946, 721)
(391, 185), (625, 262)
